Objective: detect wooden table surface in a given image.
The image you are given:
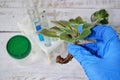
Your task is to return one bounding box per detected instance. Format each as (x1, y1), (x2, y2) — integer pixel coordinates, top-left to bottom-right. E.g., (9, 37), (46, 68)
(0, 0), (120, 80)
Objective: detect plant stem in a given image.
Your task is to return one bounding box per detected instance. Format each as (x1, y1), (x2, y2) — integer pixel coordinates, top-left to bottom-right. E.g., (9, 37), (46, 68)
(90, 18), (103, 28)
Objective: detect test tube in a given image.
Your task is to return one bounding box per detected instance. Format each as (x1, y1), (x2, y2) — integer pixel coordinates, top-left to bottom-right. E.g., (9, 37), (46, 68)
(27, 9), (44, 41)
(41, 10), (52, 47)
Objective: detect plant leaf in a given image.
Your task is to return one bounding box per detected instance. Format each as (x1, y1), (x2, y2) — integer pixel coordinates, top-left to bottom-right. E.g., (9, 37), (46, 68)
(51, 20), (71, 28)
(51, 21), (66, 28)
(74, 39), (96, 44)
(75, 16), (84, 24)
(58, 20), (73, 30)
(82, 23), (91, 30)
(49, 26), (63, 33)
(78, 29), (91, 39)
(51, 20), (74, 32)
(69, 19), (76, 23)
(39, 29), (59, 38)
(59, 32), (75, 43)
(69, 16), (84, 24)
(91, 9), (109, 24)
(70, 23), (79, 30)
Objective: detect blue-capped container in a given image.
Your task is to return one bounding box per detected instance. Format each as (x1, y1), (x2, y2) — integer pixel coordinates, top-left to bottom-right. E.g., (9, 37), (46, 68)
(27, 8), (44, 41)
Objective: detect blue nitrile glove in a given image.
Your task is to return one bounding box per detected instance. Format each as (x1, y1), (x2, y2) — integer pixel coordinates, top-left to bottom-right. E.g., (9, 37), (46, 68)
(68, 25), (120, 80)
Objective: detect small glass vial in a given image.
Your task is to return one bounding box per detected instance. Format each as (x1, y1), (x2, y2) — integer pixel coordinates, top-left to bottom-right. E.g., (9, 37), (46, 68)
(41, 10), (52, 47)
(27, 8), (44, 41)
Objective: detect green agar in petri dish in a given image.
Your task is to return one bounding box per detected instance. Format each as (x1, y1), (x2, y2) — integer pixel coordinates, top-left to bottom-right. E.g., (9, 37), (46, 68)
(6, 35), (31, 59)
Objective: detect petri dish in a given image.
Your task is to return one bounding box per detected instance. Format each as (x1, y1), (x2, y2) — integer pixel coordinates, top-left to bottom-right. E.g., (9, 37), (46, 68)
(6, 35), (31, 59)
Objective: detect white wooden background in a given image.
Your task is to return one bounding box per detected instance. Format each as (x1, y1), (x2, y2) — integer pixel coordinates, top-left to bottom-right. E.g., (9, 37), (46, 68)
(0, 0), (120, 80)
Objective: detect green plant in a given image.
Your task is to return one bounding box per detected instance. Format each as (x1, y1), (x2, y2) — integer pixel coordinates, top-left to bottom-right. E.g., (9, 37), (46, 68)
(91, 9), (109, 24)
(39, 9), (109, 64)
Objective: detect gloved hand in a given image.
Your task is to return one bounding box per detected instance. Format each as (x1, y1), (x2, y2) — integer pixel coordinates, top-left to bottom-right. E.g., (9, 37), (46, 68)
(68, 25), (120, 80)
